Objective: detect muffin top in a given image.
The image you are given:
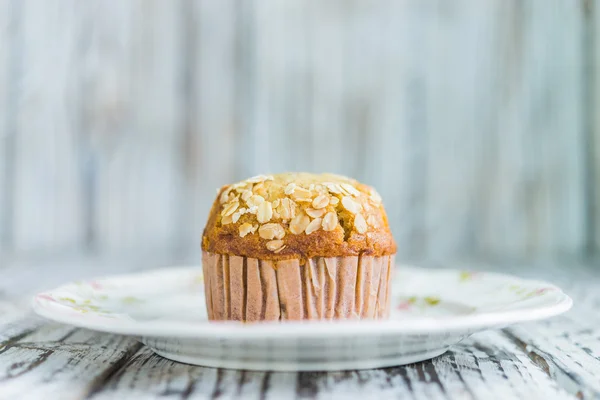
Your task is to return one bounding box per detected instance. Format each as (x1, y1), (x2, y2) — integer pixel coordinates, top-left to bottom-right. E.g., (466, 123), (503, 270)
(202, 172), (397, 261)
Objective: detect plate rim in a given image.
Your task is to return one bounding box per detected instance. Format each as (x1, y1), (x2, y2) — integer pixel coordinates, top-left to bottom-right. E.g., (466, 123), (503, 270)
(31, 265), (573, 339)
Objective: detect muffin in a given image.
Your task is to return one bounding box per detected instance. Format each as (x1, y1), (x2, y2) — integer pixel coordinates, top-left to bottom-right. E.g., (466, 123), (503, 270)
(201, 173), (397, 321)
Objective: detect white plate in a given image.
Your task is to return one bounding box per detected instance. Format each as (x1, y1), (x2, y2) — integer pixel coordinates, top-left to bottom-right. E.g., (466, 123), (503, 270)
(32, 266), (572, 371)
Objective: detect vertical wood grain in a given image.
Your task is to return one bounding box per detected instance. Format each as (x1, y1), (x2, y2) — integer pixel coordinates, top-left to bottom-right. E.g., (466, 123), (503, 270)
(305, 0), (344, 174)
(0, 0), (594, 260)
(0, 0), (12, 251)
(527, 0), (586, 257)
(370, 0), (430, 258)
(86, 0), (185, 253)
(235, 0), (260, 176)
(0, 323), (142, 400)
(422, 1), (498, 260)
(76, 1), (134, 250)
(478, 0), (586, 259)
(379, 1), (432, 258)
(76, 1), (124, 251)
(338, 1), (387, 182)
(184, 0), (238, 251)
(591, 0), (600, 253)
(12, 1), (86, 252)
(245, 0), (279, 175)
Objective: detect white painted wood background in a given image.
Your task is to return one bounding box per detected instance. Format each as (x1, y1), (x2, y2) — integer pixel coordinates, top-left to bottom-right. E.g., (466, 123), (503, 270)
(0, 0), (598, 262)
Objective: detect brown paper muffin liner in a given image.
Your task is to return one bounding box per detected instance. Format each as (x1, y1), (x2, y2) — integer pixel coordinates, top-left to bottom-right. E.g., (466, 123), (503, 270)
(202, 252), (394, 321)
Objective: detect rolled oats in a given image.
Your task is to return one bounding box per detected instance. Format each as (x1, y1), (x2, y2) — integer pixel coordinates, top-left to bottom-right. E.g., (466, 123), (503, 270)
(341, 196), (361, 214)
(259, 223), (285, 240)
(257, 201), (273, 223)
(305, 218), (322, 235)
(253, 182), (268, 197)
(354, 213), (367, 234)
(305, 208), (326, 218)
(284, 183), (297, 195)
(322, 211), (337, 231)
(221, 201), (240, 217)
(278, 198), (293, 219)
(289, 214), (310, 235)
(232, 211), (242, 223)
(324, 182), (343, 194)
(291, 187), (312, 200)
(241, 190), (253, 202)
(312, 194), (329, 209)
(239, 223), (256, 237)
(219, 188), (232, 204)
(246, 195), (265, 208)
(266, 240), (285, 252)
(341, 183), (361, 196)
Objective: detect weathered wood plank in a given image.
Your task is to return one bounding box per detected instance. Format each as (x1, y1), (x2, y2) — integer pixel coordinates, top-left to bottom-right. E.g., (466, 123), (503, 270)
(183, 0), (238, 252)
(89, 346), (297, 400)
(11, 1), (86, 252)
(72, 0), (135, 250)
(369, 0), (429, 258)
(422, 1), (500, 259)
(478, 1), (586, 259)
(85, 0), (186, 253)
(87, 330), (571, 400)
(294, 331), (569, 400)
(246, 0), (381, 178)
(504, 327), (598, 400)
(0, 0), (13, 252)
(87, 347), (217, 399)
(0, 0), (594, 260)
(465, 332), (569, 400)
(421, 1), (587, 260)
(591, 0), (600, 253)
(0, 312), (44, 348)
(0, 323), (141, 400)
(503, 277), (600, 398)
(244, 0), (285, 175)
(304, 0), (345, 175)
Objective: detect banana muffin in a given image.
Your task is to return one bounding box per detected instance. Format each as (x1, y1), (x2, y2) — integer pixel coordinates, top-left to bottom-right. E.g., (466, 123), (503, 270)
(201, 172), (397, 321)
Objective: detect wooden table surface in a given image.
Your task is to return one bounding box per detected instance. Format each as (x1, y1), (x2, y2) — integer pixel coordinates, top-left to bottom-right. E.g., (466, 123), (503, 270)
(0, 256), (599, 400)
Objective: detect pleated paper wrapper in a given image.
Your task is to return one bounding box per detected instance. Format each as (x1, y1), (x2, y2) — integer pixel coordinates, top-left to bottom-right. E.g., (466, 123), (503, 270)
(202, 252), (394, 321)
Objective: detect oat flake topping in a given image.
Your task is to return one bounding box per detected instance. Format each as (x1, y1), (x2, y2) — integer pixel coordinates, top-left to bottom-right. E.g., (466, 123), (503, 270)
(216, 172), (384, 252)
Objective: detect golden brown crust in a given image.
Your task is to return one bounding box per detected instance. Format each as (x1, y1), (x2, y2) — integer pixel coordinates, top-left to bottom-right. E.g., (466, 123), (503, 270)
(201, 173), (397, 262)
